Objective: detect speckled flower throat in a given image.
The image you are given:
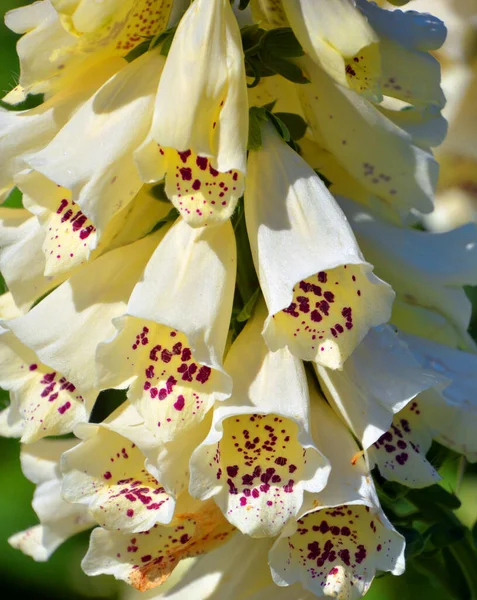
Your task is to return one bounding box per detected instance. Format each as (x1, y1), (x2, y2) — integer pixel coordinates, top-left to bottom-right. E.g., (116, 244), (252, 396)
(1, 1), (477, 599)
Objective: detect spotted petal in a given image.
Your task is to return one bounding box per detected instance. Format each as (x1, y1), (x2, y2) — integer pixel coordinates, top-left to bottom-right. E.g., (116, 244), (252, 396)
(82, 495), (235, 591)
(190, 303), (330, 537)
(245, 122), (393, 369)
(62, 404), (175, 533)
(299, 57), (438, 216)
(28, 50), (166, 236)
(6, 232), (162, 412)
(317, 325), (440, 450)
(97, 219), (235, 442)
(282, 0), (381, 98)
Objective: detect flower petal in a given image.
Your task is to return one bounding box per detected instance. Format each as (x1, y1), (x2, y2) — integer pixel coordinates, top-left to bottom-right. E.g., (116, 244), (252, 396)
(368, 403), (441, 488)
(283, 0), (380, 98)
(150, 0), (248, 175)
(9, 439), (94, 561)
(317, 325), (440, 450)
(6, 232), (162, 409)
(0, 329), (88, 443)
(190, 304), (330, 537)
(82, 496), (235, 591)
(299, 57), (438, 216)
(62, 406), (175, 533)
(340, 196), (477, 349)
(28, 50), (166, 235)
(0, 208), (64, 311)
(245, 123), (394, 369)
(97, 219), (235, 440)
(403, 333), (477, 461)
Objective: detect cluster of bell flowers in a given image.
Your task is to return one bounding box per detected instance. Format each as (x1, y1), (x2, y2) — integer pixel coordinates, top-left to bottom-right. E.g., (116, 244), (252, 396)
(1, 0), (476, 599)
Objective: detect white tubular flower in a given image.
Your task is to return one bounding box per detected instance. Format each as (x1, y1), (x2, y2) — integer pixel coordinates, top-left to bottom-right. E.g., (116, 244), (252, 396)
(357, 0), (446, 111)
(189, 303), (330, 538)
(368, 401), (441, 488)
(136, 0), (248, 228)
(317, 325), (440, 450)
(245, 122), (393, 369)
(61, 403), (176, 534)
(339, 196), (477, 350)
(82, 494), (235, 591)
(269, 388), (405, 599)
(298, 57), (439, 217)
(28, 50), (166, 238)
(9, 439), (94, 561)
(0, 326), (88, 443)
(2, 232), (162, 441)
(401, 333), (477, 462)
(16, 171), (169, 277)
(0, 58), (122, 201)
(4, 0), (173, 102)
(97, 218), (235, 442)
(282, 0), (381, 98)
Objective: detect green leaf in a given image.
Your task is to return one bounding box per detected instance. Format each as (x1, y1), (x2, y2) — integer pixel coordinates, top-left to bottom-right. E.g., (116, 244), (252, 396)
(238, 0), (251, 9)
(262, 27), (304, 58)
(264, 54), (310, 84)
(237, 287), (261, 322)
(150, 182), (169, 202)
(427, 523), (465, 549)
(124, 39), (150, 62)
(409, 485), (462, 511)
(268, 112), (290, 142)
(149, 207), (179, 234)
(274, 112), (308, 140)
(397, 525), (426, 559)
(248, 106), (268, 150)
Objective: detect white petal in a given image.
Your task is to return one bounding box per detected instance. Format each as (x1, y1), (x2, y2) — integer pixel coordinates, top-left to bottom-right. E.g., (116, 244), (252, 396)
(299, 57), (438, 216)
(28, 50), (166, 235)
(245, 122), (394, 369)
(403, 333), (477, 461)
(340, 196), (477, 348)
(62, 405), (175, 533)
(190, 303), (330, 537)
(82, 495), (235, 591)
(9, 439), (94, 561)
(6, 232), (161, 410)
(0, 208), (64, 311)
(97, 219), (235, 445)
(317, 325), (440, 450)
(151, 0), (248, 175)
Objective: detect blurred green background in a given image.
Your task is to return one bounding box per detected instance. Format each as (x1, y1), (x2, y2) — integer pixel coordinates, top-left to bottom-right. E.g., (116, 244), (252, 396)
(0, 2), (476, 599)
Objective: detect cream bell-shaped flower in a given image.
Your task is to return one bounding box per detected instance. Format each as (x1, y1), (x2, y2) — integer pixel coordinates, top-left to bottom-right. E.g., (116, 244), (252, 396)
(0, 325), (88, 443)
(61, 403), (176, 534)
(245, 122), (394, 369)
(282, 0), (381, 99)
(28, 50), (166, 238)
(0, 57), (123, 201)
(16, 170), (170, 278)
(269, 388), (405, 599)
(317, 325), (440, 451)
(82, 493), (235, 591)
(96, 218), (235, 443)
(401, 333), (477, 462)
(135, 0), (248, 228)
(2, 231), (164, 441)
(368, 400), (441, 489)
(339, 196), (477, 351)
(189, 302), (330, 538)
(356, 0), (446, 111)
(4, 0), (173, 102)
(298, 57), (439, 218)
(9, 439), (94, 561)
